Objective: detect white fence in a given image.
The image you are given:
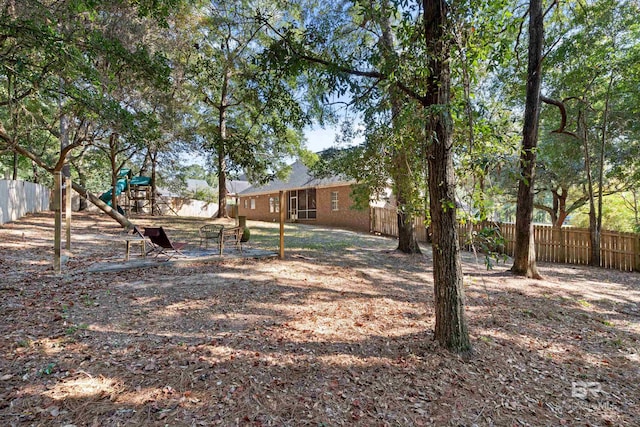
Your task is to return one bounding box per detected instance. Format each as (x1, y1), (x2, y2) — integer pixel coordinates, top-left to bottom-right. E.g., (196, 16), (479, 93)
(0, 180), (51, 225)
(0, 180), (220, 223)
(158, 197), (219, 218)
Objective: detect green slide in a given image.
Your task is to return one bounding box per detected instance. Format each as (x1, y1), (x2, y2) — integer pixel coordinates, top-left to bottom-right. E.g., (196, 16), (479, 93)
(98, 169), (134, 214)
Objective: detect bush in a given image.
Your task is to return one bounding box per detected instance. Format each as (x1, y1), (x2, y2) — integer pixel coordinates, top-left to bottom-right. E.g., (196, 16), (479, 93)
(241, 227), (250, 242)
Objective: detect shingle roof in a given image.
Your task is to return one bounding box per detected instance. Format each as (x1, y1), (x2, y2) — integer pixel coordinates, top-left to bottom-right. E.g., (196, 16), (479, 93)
(186, 179), (211, 192)
(158, 179), (251, 198)
(239, 160), (352, 196)
(226, 179), (251, 195)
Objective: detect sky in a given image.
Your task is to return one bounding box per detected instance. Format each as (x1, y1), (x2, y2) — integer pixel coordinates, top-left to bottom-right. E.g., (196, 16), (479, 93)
(187, 124), (355, 170)
(304, 126), (340, 153)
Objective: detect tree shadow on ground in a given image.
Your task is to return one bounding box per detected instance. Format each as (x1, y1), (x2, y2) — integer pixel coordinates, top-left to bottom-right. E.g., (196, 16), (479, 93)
(1, 213), (639, 426)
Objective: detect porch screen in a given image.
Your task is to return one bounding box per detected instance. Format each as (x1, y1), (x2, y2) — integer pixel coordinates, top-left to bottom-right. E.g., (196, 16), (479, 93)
(291, 189), (316, 219)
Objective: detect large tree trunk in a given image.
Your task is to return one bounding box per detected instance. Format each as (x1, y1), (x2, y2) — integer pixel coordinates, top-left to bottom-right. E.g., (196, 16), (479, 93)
(59, 79), (71, 212)
(390, 127), (421, 254)
(391, 116), (421, 254)
(552, 187), (570, 226)
(396, 197), (421, 253)
(511, 0), (543, 279)
(423, 0), (470, 352)
(217, 67), (230, 219)
(151, 149), (158, 215)
(592, 73), (613, 266)
(70, 150), (89, 211)
(32, 160), (40, 184)
(579, 110), (600, 266)
(588, 207), (599, 265)
(109, 133), (119, 212)
(392, 137), (421, 254)
(379, 1), (421, 254)
(217, 138), (228, 218)
(12, 152), (18, 179)
(77, 168), (88, 211)
(8, 73), (19, 180)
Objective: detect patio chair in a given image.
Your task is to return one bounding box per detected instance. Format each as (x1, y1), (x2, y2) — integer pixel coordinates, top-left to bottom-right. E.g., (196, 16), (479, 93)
(143, 226), (187, 260)
(199, 224), (224, 249)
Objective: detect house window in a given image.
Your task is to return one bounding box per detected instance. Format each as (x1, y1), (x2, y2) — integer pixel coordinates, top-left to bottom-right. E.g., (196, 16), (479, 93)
(244, 199), (248, 209)
(250, 198), (256, 210)
(269, 196), (280, 213)
(331, 191), (339, 211)
(290, 188), (316, 220)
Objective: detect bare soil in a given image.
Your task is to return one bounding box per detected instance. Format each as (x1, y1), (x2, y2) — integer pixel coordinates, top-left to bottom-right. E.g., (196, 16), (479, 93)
(1, 211), (639, 426)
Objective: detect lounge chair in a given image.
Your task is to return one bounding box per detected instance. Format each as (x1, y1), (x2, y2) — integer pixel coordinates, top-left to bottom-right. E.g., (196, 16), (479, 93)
(143, 226), (187, 260)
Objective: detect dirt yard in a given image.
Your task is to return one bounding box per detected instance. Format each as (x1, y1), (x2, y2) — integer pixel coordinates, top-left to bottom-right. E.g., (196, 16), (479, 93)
(1, 211), (639, 426)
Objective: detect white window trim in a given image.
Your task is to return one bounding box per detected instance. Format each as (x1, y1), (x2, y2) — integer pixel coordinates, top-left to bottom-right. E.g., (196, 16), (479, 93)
(270, 196), (279, 213)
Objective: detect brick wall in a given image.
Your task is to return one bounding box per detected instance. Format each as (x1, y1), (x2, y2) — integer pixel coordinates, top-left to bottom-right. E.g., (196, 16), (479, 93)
(238, 185), (370, 232)
(316, 186), (370, 231)
(238, 193), (280, 223)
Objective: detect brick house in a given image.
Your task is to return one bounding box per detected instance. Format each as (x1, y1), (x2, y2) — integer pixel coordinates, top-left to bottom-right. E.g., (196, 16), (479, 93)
(237, 160), (372, 232)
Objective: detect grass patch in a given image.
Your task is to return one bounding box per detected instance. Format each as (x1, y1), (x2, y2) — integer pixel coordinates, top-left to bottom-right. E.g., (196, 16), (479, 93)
(577, 299), (592, 308)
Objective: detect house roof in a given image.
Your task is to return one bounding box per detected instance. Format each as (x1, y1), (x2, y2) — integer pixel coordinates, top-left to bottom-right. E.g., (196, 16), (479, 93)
(240, 160), (352, 196)
(226, 179), (251, 195)
(158, 178), (248, 198)
(186, 179), (211, 193)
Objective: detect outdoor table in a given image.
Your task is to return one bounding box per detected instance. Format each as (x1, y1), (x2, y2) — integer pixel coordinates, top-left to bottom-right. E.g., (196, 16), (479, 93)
(120, 235), (147, 261)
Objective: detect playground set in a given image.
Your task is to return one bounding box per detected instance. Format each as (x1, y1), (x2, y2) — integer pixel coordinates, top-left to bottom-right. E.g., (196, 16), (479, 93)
(98, 168), (172, 216)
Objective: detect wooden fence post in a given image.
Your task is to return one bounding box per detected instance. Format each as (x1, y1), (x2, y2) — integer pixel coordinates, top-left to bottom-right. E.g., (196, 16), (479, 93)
(633, 234), (640, 271)
(65, 175), (72, 251)
(53, 171), (62, 274)
(553, 226), (565, 264)
(279, 190), (285, 260)
(369, 207), (374, 233)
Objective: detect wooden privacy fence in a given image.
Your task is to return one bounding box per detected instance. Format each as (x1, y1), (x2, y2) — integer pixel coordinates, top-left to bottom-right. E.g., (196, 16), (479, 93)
(370, 207), (640, 272)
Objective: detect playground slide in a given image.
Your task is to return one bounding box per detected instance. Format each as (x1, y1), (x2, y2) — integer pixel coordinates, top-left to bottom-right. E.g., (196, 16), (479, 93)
(98, 169), (152, 215)
(99, 178), (128, 206)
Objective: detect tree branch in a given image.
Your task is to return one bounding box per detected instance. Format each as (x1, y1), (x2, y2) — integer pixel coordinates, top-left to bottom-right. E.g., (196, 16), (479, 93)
(533, 202), (554, 215)
(514, 6), (530, 70)
(260, 18), (428, 104)
(543, 0), (558, 18)
(540, 96), (579, 138)
(0, 87), (35, 107)
(0, 124), (54, 173)
(53, 140), (85, 172)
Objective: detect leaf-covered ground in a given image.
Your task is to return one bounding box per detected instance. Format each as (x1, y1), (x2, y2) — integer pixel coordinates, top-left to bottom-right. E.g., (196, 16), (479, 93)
(1, 211), (639, 426)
